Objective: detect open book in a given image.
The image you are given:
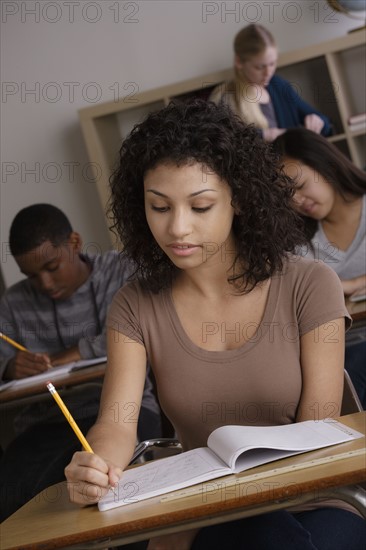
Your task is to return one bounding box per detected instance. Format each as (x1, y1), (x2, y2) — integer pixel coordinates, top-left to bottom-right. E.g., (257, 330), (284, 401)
(0, 356), (107, 392)
(98, 419), (363, 511)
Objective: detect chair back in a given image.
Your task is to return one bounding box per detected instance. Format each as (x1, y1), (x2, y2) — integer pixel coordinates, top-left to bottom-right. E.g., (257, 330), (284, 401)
(341, 370), (363, 415)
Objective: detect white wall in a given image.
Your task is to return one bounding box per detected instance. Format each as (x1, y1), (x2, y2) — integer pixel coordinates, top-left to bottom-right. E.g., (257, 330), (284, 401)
(0, 0), (359, 287)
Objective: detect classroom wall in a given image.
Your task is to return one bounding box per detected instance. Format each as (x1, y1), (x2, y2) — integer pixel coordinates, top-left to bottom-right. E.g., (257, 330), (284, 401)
(0, 0), (359, 287)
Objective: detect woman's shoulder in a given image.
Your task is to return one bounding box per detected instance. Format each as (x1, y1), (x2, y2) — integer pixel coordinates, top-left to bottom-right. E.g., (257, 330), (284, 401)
(113, 279), (166, 307)
(114, 278), (143, 301)
(108, 280), (145, 326)
(279, 256), (350, 334)
(108, 280), (169, 339)
(281, 254), (342, 287)
(267, 74), (292, 91)
(281, 256), (347, 317)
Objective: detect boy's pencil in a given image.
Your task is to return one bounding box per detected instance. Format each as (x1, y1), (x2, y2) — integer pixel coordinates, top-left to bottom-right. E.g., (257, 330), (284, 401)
(46, 381), (93, 452)
(0, 332), (52, 369)
(0, 331), (27, 352)
(46, 381), (118, 497)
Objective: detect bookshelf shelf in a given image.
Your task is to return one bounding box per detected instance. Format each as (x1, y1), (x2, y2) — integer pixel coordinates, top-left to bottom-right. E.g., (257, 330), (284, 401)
(78, 31), (365, 236)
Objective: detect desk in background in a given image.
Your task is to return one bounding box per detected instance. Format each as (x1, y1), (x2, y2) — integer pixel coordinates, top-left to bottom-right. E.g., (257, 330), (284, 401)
(346, 298), (366, 324)
(2, 412), (365, 550)
(0, 362), (106, 450)
(0, 362), (107, 406)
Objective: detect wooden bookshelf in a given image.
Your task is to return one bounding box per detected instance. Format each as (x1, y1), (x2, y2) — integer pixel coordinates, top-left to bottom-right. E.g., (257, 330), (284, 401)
(79, 31), (365, 238)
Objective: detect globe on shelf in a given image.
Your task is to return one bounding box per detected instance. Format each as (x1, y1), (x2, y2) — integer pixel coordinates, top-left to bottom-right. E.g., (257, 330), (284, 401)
(327, 0), (366, 32)
(327, 0), (366, 19)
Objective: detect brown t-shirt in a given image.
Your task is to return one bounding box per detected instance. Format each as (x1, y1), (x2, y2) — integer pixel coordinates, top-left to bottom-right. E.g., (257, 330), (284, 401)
(108, 256), (356, 515)
(108, 256), (350, 451)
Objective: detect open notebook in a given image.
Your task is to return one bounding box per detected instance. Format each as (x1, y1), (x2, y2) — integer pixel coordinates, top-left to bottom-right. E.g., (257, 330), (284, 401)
(0, 356), (107, 392)
(98, 419), (363, 511)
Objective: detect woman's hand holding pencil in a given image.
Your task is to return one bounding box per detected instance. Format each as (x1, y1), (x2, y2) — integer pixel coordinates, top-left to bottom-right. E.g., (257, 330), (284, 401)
(65, 450), (122, 505)
(48, 382), (121, 505)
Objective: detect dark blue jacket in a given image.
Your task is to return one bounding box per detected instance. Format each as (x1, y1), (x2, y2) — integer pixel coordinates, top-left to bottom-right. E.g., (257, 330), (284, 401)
(267, 75), (332, 136)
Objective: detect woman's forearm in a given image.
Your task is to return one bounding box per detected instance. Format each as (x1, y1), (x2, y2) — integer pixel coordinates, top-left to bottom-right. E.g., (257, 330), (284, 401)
(87, 420), (137, 470)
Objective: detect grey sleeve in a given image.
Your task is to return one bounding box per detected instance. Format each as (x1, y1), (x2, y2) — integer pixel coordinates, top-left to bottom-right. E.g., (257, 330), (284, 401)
(0, 295), (17, 381)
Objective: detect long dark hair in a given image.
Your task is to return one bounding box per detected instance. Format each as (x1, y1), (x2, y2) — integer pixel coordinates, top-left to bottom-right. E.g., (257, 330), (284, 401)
(273, 128), (366, 239)
(109, 99), (306, 293)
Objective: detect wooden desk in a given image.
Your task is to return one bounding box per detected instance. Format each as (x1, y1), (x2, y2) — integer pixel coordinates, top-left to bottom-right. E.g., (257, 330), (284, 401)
(2, 412), (365, 550)
(0, 362), (107, 451)
(0, 362), (106, 405)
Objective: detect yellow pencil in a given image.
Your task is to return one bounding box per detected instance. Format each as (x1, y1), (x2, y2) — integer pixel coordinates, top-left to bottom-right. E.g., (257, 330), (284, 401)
(0, 331), (27, 352)
(0, 332), (52, 369)
(46, 382), (94, 452)
(46, 381), (118, 497)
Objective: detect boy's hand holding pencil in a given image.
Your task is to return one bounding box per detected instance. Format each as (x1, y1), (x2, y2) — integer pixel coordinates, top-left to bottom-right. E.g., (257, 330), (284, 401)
(1, 331), (52, 380)
(4, 351), (52, 380)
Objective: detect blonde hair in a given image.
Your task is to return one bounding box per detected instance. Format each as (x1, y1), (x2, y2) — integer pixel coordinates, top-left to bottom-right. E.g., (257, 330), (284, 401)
(233, 24), (276, 129)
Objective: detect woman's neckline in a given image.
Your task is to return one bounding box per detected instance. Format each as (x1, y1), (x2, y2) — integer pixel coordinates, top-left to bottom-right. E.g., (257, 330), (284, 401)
(163, 271), (281, 360)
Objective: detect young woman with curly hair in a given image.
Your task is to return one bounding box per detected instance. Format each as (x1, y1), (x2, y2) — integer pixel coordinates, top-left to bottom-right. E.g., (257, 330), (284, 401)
(65, 100), (364, 550)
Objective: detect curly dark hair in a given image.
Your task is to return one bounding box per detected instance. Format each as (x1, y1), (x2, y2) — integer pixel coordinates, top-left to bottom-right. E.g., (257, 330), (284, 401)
(109, 99), (306, 293)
